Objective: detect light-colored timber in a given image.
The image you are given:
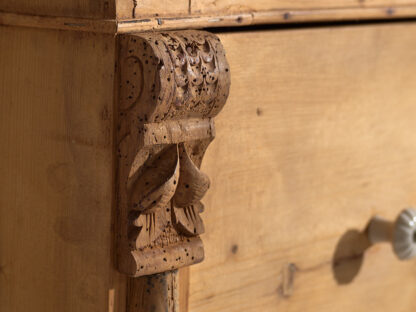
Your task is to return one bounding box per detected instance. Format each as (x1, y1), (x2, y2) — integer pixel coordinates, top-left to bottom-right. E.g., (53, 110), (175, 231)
(0, 26), (127, 312)
(2, 6), (416, 33)
(2, 0), (416, 311)
(3, 0), (416, 21)
(0, 12), (117, 33)
(188, 23), (416, 312)
(117, 6), (416, 32)
(0, 0), (115, 19)
(117, 0), (416, 20)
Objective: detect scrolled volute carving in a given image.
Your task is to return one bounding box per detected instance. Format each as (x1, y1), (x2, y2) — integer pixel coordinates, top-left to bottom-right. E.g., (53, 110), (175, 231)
(116, 30), (230, 277)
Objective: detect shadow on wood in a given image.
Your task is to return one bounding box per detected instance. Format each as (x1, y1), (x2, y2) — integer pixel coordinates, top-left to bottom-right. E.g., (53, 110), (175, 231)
(332, 229), (371, 285)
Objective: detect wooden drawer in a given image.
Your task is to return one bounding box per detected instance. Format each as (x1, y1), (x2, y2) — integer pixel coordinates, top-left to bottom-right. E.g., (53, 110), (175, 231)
(188, 23), (416, 312)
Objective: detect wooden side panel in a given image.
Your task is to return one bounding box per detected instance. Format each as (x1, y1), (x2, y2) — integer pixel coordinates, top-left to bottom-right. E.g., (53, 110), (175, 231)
(0, 0), (115, 19)
(188, 24), (416, 312)
(191, 0), (416, 14)
(0, 26), (125, 311)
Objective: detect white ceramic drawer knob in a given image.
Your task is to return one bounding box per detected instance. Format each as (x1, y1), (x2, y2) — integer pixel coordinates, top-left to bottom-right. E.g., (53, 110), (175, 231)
(368, 208), (416, 260)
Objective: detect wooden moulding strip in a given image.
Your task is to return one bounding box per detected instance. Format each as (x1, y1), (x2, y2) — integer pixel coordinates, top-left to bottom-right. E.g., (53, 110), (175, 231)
(141, 118), (215, 146)
(128, 237), (205, 277)
(1, 6), (416, 33)
(117, 6), (416, 32)
(0, 11), (117, 33)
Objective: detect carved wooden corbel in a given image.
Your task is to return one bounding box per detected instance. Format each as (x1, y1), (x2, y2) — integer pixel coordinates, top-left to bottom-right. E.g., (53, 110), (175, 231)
(115, 30), (230, 284)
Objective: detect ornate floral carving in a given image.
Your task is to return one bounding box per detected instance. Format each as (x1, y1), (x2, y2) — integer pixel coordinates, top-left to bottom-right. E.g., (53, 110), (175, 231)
(116, 30), (230, 276)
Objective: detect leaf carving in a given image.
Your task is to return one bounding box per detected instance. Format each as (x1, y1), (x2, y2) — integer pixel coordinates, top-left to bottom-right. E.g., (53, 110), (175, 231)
(173, 143), (210, 207)
(132, 211), (169, 249)
(129, 145), (180, 248)
(116, 31), (231, 276)
(172, 143), (209, 236)
(172, 203), (205, 236)
(129, 145), (179, 213)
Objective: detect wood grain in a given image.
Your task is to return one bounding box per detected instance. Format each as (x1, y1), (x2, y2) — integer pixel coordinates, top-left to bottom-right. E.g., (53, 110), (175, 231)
(116, 6), (416, 32)
(188, 23), (416, 312)
(3, 0), (416, 20)
(0, 26), (126, 311)
(125, 268), (190, 311)
(0, 0), (115, 19)
(0, 12), (117, 33)
(116, 0), (189, 20)
(3, 6), (416, 33)
(179, 267), (190, 312)
(116, 0), (416, 20)
(191, 0), (416, 14)
(127, 270), (179, 312)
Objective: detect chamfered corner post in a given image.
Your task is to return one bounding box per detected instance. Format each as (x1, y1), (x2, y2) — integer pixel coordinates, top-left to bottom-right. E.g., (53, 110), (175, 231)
(114, 30), (231, 311)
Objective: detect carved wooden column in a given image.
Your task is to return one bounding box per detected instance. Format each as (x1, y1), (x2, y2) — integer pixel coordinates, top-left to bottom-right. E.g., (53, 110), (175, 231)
(115, 30), (230, 311)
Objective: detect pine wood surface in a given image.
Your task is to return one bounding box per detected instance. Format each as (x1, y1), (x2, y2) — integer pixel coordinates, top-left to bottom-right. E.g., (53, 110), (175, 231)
(187, 23), (416, 312)
(116, 0), (416, 19)
(5, 0), (416, 20)
(0, 0), (115, 19)
(2, 13), (416, 312)
(190, 0), (416, 14)
(116, 6), (416, 33)
(0, 26), (126, 312)
(2, 1), (416, 32)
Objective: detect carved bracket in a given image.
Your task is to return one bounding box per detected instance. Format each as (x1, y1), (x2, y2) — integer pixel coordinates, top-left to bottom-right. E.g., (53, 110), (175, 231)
(115, 30), (230, 277)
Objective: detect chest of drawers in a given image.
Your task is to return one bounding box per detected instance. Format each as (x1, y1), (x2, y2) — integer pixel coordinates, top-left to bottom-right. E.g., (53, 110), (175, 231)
(1, 1), (416, 311)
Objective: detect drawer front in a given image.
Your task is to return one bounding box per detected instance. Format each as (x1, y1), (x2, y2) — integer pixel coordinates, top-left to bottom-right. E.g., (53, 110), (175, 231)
(188, 23), (416, 312)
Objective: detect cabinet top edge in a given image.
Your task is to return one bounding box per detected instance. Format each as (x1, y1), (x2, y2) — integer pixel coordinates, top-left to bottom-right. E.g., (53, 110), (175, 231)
(1, 6), (416, 34)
